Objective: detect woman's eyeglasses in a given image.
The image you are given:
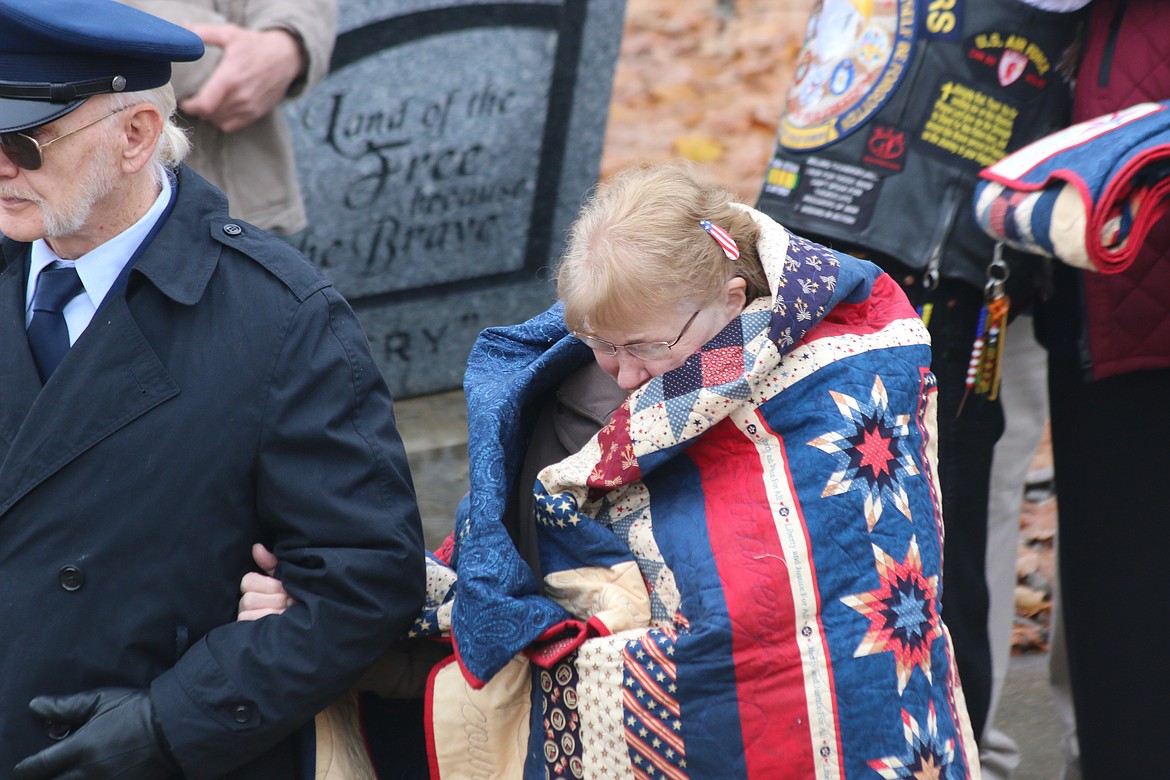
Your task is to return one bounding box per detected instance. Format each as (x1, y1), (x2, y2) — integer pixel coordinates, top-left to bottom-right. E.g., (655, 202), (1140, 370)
(573, 310), (700, 360)
(0, 106), (128, 171)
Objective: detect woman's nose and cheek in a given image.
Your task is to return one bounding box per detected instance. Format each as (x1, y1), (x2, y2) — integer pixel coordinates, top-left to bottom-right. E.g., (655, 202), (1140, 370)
(594, 350), (655, 393)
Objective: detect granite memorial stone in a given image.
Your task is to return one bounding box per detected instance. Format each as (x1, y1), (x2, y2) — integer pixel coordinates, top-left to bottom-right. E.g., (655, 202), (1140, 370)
(285, 0), (626, 397)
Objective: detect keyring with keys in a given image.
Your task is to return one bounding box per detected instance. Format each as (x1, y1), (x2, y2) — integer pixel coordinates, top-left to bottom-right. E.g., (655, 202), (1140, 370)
(960, 244), (1012, 414)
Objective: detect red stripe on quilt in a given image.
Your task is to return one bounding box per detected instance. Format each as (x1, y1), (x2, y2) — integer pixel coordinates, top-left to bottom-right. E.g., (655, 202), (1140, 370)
(624, 661), (682, 718)
(803, 272), (916, 341)
(689, 414), (837, 777)
(641, 633), (678, 679)
(626, 729), (690, 780)
(424, 652), (458, 780)
(622, 686), (686, 753)
(586, 402), (640, 491)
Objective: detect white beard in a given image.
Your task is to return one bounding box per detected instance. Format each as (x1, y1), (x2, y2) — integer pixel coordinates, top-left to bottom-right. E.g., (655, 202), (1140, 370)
(41, 148), (118, 238)
(0, 138), (118, 241)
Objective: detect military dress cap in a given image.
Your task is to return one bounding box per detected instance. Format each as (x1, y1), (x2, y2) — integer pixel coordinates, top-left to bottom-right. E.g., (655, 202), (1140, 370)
(0, 0), (205, 133)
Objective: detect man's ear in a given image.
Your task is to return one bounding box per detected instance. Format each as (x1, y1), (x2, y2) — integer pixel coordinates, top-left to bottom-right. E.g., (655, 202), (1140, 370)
(120, 103), (163, 174)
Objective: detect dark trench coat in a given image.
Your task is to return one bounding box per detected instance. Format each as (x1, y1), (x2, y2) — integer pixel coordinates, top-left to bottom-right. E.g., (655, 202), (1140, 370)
(0, 167), (424, 777)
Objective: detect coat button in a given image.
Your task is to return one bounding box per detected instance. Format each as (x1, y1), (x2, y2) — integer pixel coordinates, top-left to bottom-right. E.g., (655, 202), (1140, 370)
(58, 565), (84, 591)
(232, 704), (252, 723)
(47, 722), (72, 740)
(223, 223), (243, 236)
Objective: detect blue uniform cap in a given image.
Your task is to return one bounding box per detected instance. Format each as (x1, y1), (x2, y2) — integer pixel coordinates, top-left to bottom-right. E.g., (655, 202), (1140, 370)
(0, 0), (205, 133)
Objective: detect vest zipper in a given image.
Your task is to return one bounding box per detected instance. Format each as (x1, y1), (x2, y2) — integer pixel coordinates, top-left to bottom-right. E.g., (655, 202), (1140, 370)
(914, 190), (960, 328)
(923, 188), (961, 293)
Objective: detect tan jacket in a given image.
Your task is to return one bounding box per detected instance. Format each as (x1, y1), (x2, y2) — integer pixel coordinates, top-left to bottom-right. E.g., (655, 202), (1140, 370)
(124, 0), (338, 233)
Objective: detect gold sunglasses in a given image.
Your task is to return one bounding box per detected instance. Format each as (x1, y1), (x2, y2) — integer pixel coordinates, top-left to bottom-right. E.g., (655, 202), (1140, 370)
(0, 106), (128, 171)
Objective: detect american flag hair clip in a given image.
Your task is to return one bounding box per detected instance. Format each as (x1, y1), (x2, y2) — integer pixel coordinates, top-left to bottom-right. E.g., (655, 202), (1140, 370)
(699, 219), (740, 261)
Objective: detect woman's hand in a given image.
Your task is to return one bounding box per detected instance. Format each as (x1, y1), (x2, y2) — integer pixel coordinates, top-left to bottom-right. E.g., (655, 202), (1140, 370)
(237, 543), (296, 621)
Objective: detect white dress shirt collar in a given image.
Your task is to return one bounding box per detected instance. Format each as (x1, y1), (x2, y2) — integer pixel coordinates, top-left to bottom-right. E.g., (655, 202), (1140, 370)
(26, 173), (173, 330)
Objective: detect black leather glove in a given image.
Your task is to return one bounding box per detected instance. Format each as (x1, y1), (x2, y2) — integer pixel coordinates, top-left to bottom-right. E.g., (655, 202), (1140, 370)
(14, 688), (179, 780)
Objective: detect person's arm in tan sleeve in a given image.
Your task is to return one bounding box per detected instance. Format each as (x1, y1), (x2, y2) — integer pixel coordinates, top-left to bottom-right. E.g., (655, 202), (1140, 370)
(179, 0), (338, 132)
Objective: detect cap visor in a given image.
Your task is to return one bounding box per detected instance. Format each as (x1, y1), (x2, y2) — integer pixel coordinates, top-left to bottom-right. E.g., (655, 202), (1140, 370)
(0, 96), (83, 133)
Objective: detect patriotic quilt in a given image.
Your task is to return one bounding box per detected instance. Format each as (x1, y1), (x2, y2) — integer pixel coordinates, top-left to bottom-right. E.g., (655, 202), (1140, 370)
(419, 209), (980, 779)
(974, 100), (1170, 273)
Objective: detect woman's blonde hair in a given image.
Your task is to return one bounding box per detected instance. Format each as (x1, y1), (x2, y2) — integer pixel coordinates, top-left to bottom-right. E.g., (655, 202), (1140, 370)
(557, 161), (767, 333)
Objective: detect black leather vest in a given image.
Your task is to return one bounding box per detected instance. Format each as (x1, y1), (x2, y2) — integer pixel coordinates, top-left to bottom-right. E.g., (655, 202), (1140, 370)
(756, 0), (1085, 294)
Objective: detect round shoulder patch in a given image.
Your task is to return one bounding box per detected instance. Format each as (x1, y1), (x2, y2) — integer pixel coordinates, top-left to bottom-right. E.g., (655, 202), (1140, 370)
(778, 0), (917, 152)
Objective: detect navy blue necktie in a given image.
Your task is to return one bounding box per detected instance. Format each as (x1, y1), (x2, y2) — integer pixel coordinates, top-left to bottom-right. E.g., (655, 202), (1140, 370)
(27, 265), (85, 382)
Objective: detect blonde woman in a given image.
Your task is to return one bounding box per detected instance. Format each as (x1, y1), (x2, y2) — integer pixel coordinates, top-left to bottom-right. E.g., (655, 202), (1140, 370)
(245, 163), (980, 779)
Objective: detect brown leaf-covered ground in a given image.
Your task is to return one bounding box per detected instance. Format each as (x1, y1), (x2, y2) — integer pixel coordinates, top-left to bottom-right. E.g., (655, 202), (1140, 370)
(600, 0), (811, 200)
(1014, 431), (1056, 653)
(600, 0), (1055, 652)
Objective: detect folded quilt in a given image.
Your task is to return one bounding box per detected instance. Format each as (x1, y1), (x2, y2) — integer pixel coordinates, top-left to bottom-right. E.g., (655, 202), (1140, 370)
(974, 101), (1170, 272)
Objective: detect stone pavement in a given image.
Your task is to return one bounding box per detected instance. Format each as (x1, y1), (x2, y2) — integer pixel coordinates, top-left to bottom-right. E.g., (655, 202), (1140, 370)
(394, 389), (467, 551)
(394, 389), (1069, 778)
(992, 652), (1066, 779)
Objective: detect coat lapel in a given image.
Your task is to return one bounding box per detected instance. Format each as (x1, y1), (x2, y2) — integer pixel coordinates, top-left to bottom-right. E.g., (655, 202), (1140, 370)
(0, 292), (179, 517)
(0, 244), (43, 450)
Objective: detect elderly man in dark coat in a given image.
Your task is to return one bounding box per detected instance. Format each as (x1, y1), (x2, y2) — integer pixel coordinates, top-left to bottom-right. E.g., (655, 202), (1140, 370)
(0, 1), (424, 777)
